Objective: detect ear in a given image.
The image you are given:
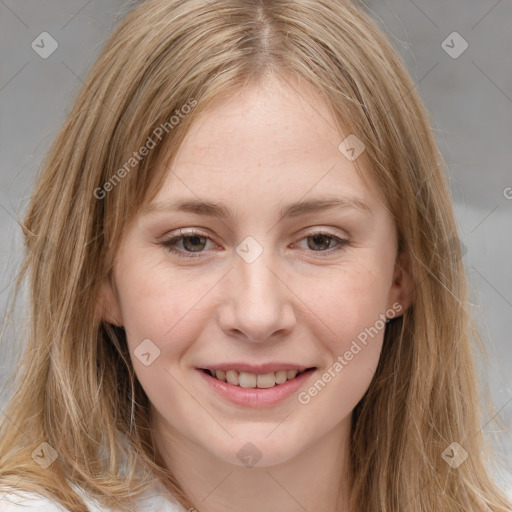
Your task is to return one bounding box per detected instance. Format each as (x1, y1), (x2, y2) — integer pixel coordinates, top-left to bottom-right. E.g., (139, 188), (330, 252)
(95, 274), (124, 327)
(386, 250), (413, 317)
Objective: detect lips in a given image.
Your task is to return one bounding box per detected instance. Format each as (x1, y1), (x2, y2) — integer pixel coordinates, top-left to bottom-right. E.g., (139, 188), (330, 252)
(198, 366), (317, 407)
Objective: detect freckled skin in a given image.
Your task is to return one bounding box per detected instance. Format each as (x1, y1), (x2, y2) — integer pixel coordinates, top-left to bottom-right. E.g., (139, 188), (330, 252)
(100, 76), (411, 512)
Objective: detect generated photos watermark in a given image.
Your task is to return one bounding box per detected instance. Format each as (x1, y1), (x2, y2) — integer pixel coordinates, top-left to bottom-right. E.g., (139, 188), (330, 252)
(93, 97), (197, 200)
(297, 302), (403, 405)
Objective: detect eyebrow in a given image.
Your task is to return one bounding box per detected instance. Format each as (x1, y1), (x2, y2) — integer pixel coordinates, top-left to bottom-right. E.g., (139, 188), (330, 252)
(141, 196), (372, 219)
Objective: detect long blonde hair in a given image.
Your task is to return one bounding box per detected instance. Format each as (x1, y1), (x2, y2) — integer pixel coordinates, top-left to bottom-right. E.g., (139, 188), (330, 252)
(0, 0), (510, 511)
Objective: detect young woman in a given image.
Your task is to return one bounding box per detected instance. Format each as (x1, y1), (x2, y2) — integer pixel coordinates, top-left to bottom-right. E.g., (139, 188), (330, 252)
(0, 0), (510, 511)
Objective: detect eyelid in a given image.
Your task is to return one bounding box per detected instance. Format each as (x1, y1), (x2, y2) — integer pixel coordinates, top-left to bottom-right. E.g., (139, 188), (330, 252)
(159, 229), (217, 257)
(159, 228), (350, 258)
(294, 224), (350, 240)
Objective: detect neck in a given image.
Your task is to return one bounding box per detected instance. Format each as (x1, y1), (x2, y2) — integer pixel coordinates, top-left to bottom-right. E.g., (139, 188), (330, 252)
(151, 409), (352, 512)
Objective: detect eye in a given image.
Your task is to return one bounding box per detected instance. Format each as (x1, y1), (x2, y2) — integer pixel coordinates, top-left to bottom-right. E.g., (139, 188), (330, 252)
(158, 229), (349, 258)
(295, 231), (349, 255)
(159, 230), (216, 257)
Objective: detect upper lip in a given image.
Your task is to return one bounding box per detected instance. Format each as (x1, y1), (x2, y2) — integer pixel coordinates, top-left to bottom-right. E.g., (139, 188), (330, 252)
(198, 363), (315, 374)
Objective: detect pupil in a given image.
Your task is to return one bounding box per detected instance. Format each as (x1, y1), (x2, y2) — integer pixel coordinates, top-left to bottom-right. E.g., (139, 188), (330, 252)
(184, 235), (205, 252)
(309, 235), (330, 251)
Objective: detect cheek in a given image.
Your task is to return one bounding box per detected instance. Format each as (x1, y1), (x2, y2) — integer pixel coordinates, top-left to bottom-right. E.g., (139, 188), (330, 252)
(303, 258), (392, 351)
(115, 262), (209, 361)
(116, 270), (209, 416)
(296, 264), (390, 417)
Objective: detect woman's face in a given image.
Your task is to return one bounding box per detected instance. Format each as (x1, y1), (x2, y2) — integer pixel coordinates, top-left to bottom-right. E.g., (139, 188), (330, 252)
(101, 76), (410, 468)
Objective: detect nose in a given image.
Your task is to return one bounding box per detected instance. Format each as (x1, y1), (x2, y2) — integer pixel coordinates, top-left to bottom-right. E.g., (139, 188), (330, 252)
(217, 249), (296, 342)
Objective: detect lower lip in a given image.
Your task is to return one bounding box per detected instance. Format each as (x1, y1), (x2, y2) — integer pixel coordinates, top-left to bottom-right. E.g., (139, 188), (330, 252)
(197, 368), (316, 408)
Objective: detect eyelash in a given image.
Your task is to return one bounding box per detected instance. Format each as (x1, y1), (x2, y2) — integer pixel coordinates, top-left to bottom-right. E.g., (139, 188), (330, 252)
(159, 229), (349, 258)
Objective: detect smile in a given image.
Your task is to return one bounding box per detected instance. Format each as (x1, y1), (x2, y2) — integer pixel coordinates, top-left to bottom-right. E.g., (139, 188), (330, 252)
(197, 366), (317, 407)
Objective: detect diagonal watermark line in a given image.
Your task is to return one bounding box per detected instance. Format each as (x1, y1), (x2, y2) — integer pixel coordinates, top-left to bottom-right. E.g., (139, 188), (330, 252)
(471, 266), (512, 309)
(0, 0), (29, 29)
(408, 60), (440, 89)
(265, 265), (337, 336)
(0, 62), (29, 93)
(0, 406), (28, 439)
(199, 470), (234, 504)
(416, 61), (440, 86)
(164, 268), (234, 337)
(0, 476), (27, 505)
(0, 202), (81, 297)
(266, 164), (337, 235)
(0, 370), (130, 503)
(273, 68), (338, 132)
(0, 203), (26, 230)
(479, 394), (512, 433)
(472, 60), (512, 105)
(168, 170), (235, 236)
(382, 61), (439, 120)
(411, 253), (463, 306)
(60, 61), (125, 123)
(265, 410), (294, 438)
(469, 204), (499, 233)
(0, 280), (13, 297)
(0, 206), (89, 461)
(406, 0), (439, 28)
(265, 470), (309, 511)
(472, 0), (503, 29)
(162, 367), (234, 438)
(0, 203), (29, 296)
(61, 0), (93, 29)
(402, 386), (512, 509)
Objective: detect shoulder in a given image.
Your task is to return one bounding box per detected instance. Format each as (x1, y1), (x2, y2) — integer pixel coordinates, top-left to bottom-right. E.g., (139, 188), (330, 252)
(131, 481), (188, 512)
(0, 484), (187, 512)
(0, 489), (68, 511)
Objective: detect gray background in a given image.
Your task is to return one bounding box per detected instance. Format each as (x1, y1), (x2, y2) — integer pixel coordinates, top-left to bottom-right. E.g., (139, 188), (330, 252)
(1, 0), (511, 497)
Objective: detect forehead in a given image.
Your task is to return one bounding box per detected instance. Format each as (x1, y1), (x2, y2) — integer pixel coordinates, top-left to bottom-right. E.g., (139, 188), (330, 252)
(149, 77), (386, 217)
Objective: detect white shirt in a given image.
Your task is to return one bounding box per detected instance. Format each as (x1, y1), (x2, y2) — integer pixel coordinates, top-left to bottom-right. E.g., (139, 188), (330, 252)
(0, 480), (187, 512)
(3, 479), (510, 511)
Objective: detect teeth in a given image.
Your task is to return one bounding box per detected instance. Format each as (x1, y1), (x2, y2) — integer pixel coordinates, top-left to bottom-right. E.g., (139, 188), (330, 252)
(256, 373), (276, 388)
(238, 372), (257, 388)
(286, 370), (298, 379)
(225, 370), (239, 386)
(275, 370), (287, 384)
(207, 368), (307, 388)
